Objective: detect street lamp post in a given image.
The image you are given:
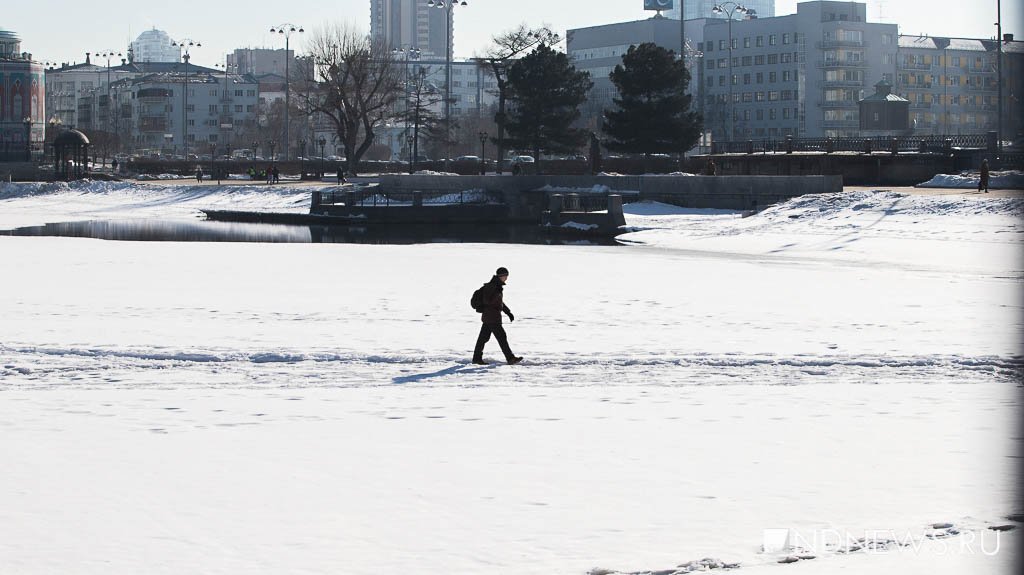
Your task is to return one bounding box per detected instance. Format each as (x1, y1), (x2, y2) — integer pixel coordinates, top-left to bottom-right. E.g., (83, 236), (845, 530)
(996, 0), (1003, 152)
(269, 23), (304, 161)
(299, 139), (307, 178)
(92, 50), (122, 164)
(215, 59), (237, 161)
(318, 137), (326, 178)
(712, 2), (747, 143)
(393, 46), (421, 170)
(23, 117), (33, 161)
(478, 131), (487, 175)
(171, 38), (201, 160)
(268, 140), (277, 161)
(253, 140), (260, 163)
(427, 0), (468, 172)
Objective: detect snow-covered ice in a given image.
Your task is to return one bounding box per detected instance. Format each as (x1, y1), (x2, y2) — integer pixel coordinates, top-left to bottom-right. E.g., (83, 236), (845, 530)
(0, 182), (1021, 574)
(917, 170), (1024, 189)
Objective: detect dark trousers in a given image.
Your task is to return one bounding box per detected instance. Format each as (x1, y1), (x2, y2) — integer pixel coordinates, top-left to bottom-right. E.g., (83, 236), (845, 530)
(473, 322), (514, 361)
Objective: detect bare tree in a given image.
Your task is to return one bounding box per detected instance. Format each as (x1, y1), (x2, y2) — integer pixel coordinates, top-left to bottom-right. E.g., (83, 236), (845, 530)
(298, 24), (402, 176)
(476, 23), (560, 174)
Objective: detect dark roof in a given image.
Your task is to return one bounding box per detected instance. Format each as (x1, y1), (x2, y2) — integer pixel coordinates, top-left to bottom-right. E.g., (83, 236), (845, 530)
(54, 129), (90, 146)
(113, 61), (220, 75)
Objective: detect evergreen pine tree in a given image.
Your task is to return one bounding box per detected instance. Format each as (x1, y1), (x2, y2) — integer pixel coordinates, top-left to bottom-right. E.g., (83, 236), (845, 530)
(505, 45), (593, 169)
(602, 43), (702, 165)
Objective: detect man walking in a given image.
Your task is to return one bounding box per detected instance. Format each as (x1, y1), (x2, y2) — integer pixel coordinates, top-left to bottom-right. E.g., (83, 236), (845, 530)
(472, 267), (523, 365)
(979, 159), (990, 193)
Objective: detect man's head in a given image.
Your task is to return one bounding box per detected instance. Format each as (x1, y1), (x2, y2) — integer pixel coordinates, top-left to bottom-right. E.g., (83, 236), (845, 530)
(496, 267), (509, 283)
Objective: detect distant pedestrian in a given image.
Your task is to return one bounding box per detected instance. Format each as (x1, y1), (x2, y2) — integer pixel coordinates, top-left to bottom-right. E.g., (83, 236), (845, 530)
(111, 159), (119, 172)
(196, 167), (204, 183)
(266, 165), (273, 184)
(272, 164), (280, 184)
(704, 157), (718, 176)
(471, 267), (523, 365)
(337, 165), (346, 184)
(979, 159), (990, 193)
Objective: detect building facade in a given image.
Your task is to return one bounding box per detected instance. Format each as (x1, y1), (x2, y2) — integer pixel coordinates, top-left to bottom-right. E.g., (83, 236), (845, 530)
(226, 48), (295, 78)
(894, 35), (1022, 137)
(129, 29), (179, 64)
(567, 16), (709, 135)
(701, 1), (898, 140)
(0, 28), (45, 160)
(370, 0), (451, 58)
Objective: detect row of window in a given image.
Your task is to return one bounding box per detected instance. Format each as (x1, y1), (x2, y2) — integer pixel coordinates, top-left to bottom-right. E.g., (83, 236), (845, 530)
(707, 71), (800, 87)
(705, 33), (801, 53)
(707, 52), (803, 69)
(206, 89), (258, 97)
(707, 90), (799, 103)
(710, 106), (802, 122)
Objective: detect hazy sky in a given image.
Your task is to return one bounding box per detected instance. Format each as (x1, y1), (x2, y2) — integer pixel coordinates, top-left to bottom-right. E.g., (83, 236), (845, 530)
(6, 0), (1021, 68)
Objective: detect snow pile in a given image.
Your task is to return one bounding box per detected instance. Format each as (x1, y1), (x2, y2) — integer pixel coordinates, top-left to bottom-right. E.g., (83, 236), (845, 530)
(413, 169), (459, 176)
(136, 173), (187, 181)
(0, 180), (325, 229)
(917, 170), (1024, 189)
(540, 182), (610, 193)
(620, 191), (1024, 274)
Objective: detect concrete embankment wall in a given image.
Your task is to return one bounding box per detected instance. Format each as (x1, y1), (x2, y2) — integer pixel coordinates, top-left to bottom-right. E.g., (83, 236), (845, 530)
(379, 174), (842, 211)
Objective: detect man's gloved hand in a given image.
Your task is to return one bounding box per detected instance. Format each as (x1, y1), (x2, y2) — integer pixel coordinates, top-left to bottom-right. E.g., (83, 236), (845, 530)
(505, 310), (515, 322)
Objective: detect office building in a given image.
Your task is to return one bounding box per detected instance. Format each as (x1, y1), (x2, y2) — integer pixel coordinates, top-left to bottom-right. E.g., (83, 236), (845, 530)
(370, 0), (450, 58)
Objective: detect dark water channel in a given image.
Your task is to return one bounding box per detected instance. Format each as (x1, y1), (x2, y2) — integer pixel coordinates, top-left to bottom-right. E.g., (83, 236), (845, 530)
(0, 219), (623, 246)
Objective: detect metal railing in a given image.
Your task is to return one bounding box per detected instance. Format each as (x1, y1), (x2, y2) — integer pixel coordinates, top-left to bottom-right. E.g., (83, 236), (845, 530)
(711, 133), (992, 155)
(317, 188), (495, 208)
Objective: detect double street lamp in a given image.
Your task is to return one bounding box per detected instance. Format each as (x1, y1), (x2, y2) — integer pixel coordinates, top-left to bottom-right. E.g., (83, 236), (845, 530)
(478, 131), (487, 175)
(91, 50), (122, 161)
(269, 23), (304, 161)
(426, 0), (468, 171)
(711, 2), (747, 142)
(393, 46), (421, 170)
(171, 38), (201, 160)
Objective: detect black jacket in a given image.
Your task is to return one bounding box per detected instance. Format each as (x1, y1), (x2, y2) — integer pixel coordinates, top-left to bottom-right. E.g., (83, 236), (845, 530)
(479, 276), (511, 324)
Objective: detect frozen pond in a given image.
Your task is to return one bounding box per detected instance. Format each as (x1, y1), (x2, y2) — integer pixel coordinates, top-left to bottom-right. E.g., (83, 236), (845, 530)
(0, 181), (1021, 574)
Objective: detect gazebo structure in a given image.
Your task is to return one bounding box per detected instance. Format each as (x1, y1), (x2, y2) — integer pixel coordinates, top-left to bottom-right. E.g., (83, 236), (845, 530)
(53, 129), (90, 180)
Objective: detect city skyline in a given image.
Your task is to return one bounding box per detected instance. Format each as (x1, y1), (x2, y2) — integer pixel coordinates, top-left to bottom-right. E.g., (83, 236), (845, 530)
(4, 0), (1021, 68)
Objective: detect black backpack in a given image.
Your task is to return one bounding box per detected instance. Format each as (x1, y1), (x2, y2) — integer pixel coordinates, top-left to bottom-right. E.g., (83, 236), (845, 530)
(470, 284), (487, 312)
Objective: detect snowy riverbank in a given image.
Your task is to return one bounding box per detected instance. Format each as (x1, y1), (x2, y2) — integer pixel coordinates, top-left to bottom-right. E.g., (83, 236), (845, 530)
(1, 182), (1021, 574)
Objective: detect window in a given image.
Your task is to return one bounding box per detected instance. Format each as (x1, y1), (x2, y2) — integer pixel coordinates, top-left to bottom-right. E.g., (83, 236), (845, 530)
(210, 89), (218, 96)
(743, 92), (753, 102)
(755, 55), (765, 65)
(744, 73), (751, 85)
(768, 54), (778, 65)
(769, 71), (777, 83)
(732, 74), (738, 85)
(707, 60), (715, 69)
(731, 38), (738, 50)
(781, 53), (792, 64)
(782, 71), (791, 82)
(783, 108), (791, 119)
(783, 33), (790, 45)
(769, 109), (777, 120)
(743, 110), (751, 120)
(235, 89), (243, 97)
(756, 109), (764, 120)
(732, 57), (739, 67)
(186, 104), (194, 112)
(706, 41), (714, 52)
(756, 72), (764, 83)
(235, 105), (242, 112)
(719, 75), (726, 86)
(744, 37), (751, 48)
(208, 104), (217, 113)
(718, 58), (727, 68)
(769, 91), (779, 101)
(769, 34), (777, 46)
(719, 40), (726, 50)
(246, 105), (254, 112)
(742, 56), (752, 66)
(707, 76), (714, 87)
(247, 90), (256, 97)
(755, 91), (766, 101)
(756, 36), (764, 47)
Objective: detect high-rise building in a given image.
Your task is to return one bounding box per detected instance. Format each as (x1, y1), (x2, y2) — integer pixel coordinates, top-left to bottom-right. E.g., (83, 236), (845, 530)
(369, 0), (450, 58)
(130, 29), (179, 63)
(668, 0), (775, 21)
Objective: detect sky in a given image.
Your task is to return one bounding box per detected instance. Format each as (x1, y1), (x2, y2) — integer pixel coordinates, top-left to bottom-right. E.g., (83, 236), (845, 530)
(4, 0), (1021, 68)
